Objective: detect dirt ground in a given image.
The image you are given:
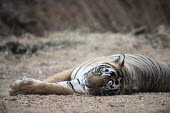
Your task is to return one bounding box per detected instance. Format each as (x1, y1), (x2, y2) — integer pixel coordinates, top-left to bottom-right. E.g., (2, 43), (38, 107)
(0, 31), (170, 113)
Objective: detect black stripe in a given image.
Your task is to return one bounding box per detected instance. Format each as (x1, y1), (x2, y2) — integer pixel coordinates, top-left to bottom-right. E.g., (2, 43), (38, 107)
(99, 64), (111, 68)
(76, 79), (81, 84)
(67, 81), (76, 92)
(116, 70), (121, 77)
(122, 69), (128, 85)
(73, 66), (83, 79)
(103, 63), (117, 69)
(82, 84), (88, 94)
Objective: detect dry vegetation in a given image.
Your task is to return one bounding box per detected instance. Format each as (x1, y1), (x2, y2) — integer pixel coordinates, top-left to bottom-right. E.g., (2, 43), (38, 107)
(1, 0), (170, 36)
(0, 30), (170, 113)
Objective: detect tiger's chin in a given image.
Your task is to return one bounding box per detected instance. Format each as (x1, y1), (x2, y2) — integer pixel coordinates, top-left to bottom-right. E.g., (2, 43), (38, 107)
(84, 83), (121, 96)
(87, 88), (121, 96)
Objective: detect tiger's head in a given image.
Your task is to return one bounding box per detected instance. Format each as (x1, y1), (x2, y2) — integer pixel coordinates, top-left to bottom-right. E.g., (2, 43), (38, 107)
(84, 54), (125, 96)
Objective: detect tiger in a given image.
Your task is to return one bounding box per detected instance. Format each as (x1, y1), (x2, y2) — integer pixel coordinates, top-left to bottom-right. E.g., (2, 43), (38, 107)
(9, 54), (170, 96)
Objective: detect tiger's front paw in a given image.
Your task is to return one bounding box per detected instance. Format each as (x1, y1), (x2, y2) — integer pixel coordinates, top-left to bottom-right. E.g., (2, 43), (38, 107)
(9, 77), (41, 96)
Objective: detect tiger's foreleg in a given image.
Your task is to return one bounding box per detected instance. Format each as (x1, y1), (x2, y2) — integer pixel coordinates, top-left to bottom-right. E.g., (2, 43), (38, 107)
(43, 68), (74, 83)
(9, 78), (77, 95)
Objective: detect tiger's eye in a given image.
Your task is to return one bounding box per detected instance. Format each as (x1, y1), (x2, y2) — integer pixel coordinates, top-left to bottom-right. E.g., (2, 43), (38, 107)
(115, 80), (119, 85)
(105, 69), (109, 72)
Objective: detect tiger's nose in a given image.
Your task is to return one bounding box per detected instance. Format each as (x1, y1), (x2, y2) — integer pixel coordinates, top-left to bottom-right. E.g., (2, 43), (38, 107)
(85, 77), (105, 88)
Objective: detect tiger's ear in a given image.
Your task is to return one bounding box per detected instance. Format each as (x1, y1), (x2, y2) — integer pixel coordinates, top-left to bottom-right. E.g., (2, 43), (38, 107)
(115, 54), (125, 69)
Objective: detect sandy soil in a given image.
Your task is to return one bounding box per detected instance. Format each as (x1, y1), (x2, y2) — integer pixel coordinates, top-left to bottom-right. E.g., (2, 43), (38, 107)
(0, 31), (170, 113)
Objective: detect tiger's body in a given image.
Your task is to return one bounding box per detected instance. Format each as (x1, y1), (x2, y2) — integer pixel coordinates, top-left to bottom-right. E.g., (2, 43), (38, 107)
(9, 54), (170, 96)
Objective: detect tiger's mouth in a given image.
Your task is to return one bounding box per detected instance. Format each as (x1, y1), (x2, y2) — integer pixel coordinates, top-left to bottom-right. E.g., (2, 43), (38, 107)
(84, 78), (123, 96)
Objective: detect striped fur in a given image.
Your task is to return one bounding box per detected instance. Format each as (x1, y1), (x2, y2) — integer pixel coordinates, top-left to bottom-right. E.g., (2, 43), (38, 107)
(119, 54), (170, 93)
(71, 54), (170, 95)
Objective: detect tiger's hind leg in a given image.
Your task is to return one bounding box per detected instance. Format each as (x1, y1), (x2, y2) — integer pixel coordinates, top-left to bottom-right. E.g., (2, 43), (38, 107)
(9, 77), (75, 95)
(43, 68), (74, 83)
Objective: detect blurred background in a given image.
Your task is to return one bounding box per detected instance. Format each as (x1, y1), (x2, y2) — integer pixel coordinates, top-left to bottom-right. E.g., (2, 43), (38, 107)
(0, 0), (170, 36)
(0, 1), (170, 113)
